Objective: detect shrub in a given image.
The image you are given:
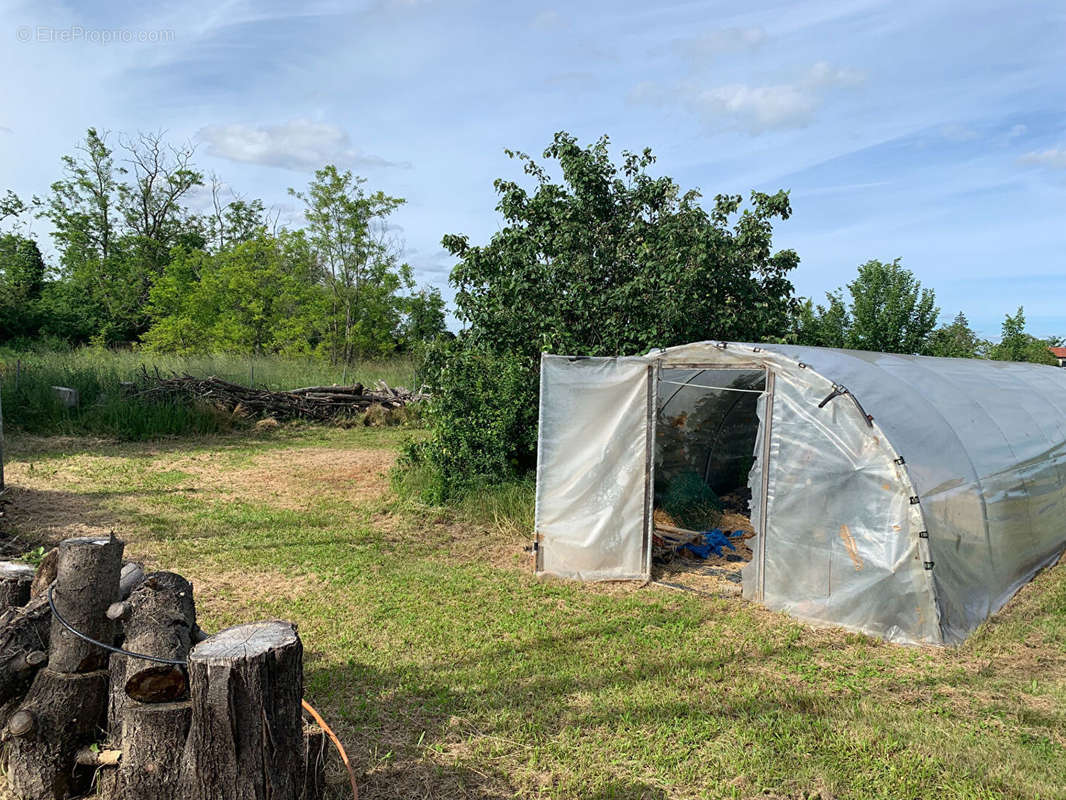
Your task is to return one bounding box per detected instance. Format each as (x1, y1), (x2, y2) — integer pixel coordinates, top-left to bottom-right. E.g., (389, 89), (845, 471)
(406, 341), (538, 501)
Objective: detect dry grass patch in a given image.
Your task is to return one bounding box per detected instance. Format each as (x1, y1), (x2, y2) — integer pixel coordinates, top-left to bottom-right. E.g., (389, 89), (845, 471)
(153, 446), (397, 511)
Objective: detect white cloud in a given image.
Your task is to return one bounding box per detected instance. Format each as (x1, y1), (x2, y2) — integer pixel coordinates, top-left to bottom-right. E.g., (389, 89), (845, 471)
(197, 119), (408, 171)
(1006, 124), (1028, 140)
(649, 62), (865, 134)
(686, 83), (819, 131)
(1019, 147), (1066, 169)
(0, 126), (12, 135)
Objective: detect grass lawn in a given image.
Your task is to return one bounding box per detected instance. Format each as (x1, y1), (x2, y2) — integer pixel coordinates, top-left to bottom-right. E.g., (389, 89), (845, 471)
(1, 426), (1063, 800)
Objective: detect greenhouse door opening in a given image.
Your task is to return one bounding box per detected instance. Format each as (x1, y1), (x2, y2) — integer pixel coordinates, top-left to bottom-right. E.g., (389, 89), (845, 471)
(652, 367), (769, 596)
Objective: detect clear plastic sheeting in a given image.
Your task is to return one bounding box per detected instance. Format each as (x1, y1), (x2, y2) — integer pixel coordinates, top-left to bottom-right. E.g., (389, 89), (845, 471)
(534, 342), (1066, 645)
(534, 356), (653, 581)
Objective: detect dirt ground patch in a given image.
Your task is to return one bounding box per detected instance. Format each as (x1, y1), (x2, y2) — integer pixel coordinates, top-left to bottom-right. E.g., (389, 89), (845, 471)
(1, 484), (113, 548)
(158, 446), (397, 511)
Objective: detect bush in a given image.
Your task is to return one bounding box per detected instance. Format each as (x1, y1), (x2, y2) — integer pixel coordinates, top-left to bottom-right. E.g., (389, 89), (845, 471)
(405, 340), (539, 501)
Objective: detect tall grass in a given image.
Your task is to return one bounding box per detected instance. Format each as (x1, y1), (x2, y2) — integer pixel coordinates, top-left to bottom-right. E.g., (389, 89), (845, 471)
(0, 347), (421, 439)
(392, 460), (535, 540)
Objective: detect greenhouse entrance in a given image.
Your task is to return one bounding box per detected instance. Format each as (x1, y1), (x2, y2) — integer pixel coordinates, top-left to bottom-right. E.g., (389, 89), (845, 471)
(652, 366), (769, 596)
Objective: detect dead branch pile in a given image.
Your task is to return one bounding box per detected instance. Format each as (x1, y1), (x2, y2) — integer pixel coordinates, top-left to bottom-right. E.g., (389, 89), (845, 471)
(139, 375), (423, 421)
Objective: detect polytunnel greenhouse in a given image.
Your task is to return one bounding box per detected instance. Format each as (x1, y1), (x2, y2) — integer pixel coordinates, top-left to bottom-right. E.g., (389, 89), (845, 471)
(533, 341), (1066, 645)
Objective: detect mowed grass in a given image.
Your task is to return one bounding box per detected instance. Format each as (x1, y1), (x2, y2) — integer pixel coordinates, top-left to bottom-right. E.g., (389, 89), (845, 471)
(2, 428), (1064, 800)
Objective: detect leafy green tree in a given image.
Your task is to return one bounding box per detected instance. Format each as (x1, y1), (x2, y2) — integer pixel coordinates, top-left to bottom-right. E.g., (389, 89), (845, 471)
(0, 233), (46, 340)
(143, 231), (324, 355)
(41, 128), (122, 274)
(445, 133), (798, 359)
(205, 175), (270, 252)
(290, 165), (412, 362)
(795, 259), (938, 353)
(401, 286), (448, 346)
(415, 132), (799, 496)
(924, 311), (979, 358)
(793, 295), (848, 348)
(986, 307), (1058, 365)
(38, 128), (203, 343)
(0, 190), (26, 227)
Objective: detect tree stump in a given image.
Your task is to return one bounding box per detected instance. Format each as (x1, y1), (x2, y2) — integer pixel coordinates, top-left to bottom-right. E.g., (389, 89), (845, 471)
(0, 562), (35, 610)
(49, 536), (124, 673)
(5, 668), (110, 800)
(119, 572), (196, 703)
(180, 621), (305, 800)
(0, 593), (51, 710)
(116, 699), (191, 800)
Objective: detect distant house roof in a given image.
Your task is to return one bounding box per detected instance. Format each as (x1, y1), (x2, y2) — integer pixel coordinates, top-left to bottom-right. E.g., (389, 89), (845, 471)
(1050, 346), (1066, 358)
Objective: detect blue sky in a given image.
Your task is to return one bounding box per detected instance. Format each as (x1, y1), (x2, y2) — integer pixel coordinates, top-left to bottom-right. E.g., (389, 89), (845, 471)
(2, 0), (1064, 337)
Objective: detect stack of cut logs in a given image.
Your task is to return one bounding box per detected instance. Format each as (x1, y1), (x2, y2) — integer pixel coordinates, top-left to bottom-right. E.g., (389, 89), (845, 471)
(0, 537), (327, 800)
(139, 376), (422, 422)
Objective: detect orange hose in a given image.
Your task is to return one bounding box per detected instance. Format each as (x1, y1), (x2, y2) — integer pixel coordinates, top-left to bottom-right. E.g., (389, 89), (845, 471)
(302, 698), (358, 800)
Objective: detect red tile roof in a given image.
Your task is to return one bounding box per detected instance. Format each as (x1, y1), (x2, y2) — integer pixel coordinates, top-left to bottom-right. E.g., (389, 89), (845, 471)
(1049, 346), (1066, 358)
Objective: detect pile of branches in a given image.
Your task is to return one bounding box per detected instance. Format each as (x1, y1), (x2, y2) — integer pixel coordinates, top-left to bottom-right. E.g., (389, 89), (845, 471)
(138, 376), (423, 421)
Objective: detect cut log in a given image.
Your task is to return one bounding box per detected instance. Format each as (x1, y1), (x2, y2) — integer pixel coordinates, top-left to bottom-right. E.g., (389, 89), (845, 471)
(121, 572), (196, 703)
(116, 699), (190, 800)
(303, 723), (327, 800)
(0, 593), (52, 709)
(180, 621), (304, 800)
(119, 562), (146, 600)
(29, 548), (58, 599)
(5, 667), (110, 800)
(107, 652), (128, 741)
(49, 536), (125, 673)
(0, 561), (35, 610)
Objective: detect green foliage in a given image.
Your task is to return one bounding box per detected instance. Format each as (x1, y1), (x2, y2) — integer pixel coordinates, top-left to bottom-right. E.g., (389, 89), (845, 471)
(0, 129), (445, 358)
(407, 341), (539, 500)
(986, 307), (1058, 365)
(925, 311), (980, 358)
(796, 258), (939, 353)
(401, 286), (449, 347)
(417, 131), (799, 496)
(290, 165), (413, 361)
(35, 128), (205, 343)
(445, 132), (798, 359)
(0, 233), (46, 340)
(144, 231), (324, 356)
(0, 190), (26, 224)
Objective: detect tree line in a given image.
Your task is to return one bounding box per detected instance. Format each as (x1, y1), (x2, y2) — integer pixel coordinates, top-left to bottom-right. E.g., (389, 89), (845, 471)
(2, 129), (1060, 495)
(0, 129), (446, 359)
(795, 258), (1057, 363)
